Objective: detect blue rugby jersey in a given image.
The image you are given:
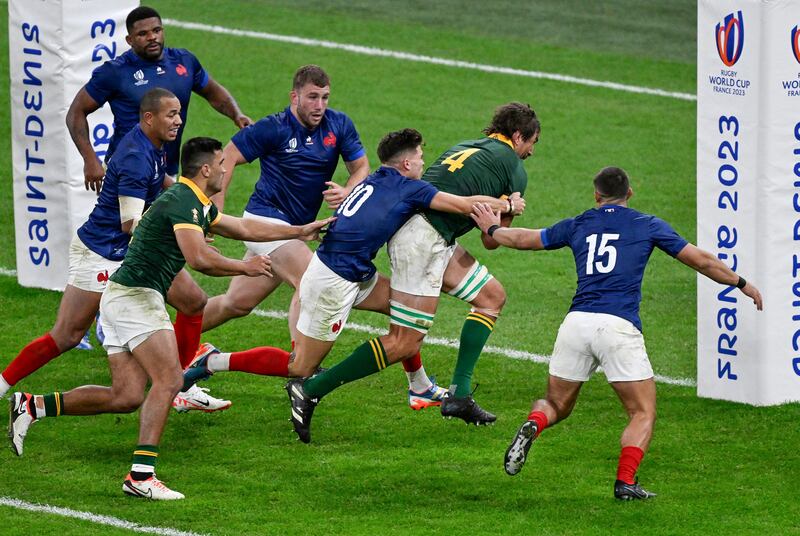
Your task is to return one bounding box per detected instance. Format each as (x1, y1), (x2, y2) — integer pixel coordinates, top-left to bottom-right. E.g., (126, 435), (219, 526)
(541, 205), (689, 331)
(231, 107), (366, 225)
(77, 125), (166, 261)
(84, 48), (208, 175)
(316, 166), (438, 282)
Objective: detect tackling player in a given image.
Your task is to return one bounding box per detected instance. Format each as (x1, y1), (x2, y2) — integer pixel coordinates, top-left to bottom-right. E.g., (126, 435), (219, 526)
(0, 89), (218, 404)
(470, 166), (763, 500)
(197, 65), (444, 405)
(287, 103), (538, 434)
(8, 137), (332, 500)
(66, 5), (252, 384)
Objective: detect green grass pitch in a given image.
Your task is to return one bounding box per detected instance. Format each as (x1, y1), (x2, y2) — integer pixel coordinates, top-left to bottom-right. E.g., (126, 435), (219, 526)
(1, 1), (798, 534)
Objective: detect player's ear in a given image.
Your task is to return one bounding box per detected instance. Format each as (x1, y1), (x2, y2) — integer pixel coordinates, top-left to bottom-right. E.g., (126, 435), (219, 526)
(627, 188), (634, 200)
(290, 90), (299, 105)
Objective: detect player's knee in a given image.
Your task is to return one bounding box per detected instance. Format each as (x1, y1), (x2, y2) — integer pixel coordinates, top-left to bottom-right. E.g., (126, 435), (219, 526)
(470, 280), (506, 317)
(111, 391), (145, 413)
(222, 297), (255, 319)
(183, 292), (208, 316)
(383, 330), (423, 363)
(55, 326), (89, 351)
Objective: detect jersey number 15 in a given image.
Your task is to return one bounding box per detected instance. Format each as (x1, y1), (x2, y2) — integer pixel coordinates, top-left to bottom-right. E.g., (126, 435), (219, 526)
(585, 233), (619, 275)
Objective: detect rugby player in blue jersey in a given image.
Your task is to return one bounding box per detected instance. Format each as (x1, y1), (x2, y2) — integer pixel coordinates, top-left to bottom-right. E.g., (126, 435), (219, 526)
(470, 166), (763, 500)
(67, 6), (252, 188)
(65, 6), (251, 396)
(1, 88), (178, 401)
(198, 66), (445, 405)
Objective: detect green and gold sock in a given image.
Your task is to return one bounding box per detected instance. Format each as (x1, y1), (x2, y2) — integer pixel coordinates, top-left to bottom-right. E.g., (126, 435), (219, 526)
(450, 312), (495, 397)
(304, 338), (388, 398)
(131, 444), (159, 480)
(40, 392), (63, 417)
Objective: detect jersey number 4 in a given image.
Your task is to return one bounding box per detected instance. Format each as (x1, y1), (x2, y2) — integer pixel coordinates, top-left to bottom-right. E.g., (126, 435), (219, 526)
(442, 148), (480, 172)
(585, 233), (619, 275)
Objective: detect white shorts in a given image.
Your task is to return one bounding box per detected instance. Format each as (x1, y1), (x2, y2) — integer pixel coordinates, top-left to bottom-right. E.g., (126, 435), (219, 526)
(296, 254), (378, 341)
(549, 311), (654, 383)
(387, 214), (455, 297)
(242, 211), (295, 256)
(99, 280), (173, 354)
(67, 234), (122, 293)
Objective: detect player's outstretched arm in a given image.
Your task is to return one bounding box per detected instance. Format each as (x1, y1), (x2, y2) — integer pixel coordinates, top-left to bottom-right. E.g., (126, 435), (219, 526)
(175, 227), (272, 277)
(430, 191), (523, 216)
(209, 141), (248, 212)
(470, 203), (543, 251)
(197, 77), (253, 129)
(212, 214), (336, 243)
(66, 87), (104, 193)
(676, 244), (763, 310)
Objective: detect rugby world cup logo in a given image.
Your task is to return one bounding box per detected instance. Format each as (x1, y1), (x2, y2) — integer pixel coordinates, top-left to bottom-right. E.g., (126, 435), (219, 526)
(716, 11), (744, 67)
(792, 25), (800, 65)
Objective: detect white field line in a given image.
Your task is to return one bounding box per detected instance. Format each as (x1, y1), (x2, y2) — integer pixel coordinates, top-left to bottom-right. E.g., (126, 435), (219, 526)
(251, 307), (696, 387)
(0, 266), (696, 387)
(163, 19), (696, 102)
(0, 497), (208, 536)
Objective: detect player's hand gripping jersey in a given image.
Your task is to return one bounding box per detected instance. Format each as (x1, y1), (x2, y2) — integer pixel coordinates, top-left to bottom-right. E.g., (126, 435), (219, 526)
(231, 107), (365, 225)
(77, 125), (166, 261)
(541, 205), (688, 331)
(85, 48), (209, 175)
(423, 134), (527, 244)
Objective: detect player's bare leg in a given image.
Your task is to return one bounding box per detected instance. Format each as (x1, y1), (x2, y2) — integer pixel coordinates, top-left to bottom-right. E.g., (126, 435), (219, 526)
(610, 378), (657, 499)
(287, 332), (335, 377)
(55, 353), (148, 415)
(0, 285), (101, 398)
(130, 330), (183, 446)
(504, 376), (583, 475)
(267, 240), (313, 342)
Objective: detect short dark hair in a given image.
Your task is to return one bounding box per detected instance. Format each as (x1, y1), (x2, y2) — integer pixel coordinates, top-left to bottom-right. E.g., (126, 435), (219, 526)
(594, 166), (630, 200)
(483, 102), (540, 141)
(292, 65), (330, 90)
(377, 128), (423, 164)
(126, 6), (161, 33)
(139, 88), (176, 119)
(181, 137), (223, 178)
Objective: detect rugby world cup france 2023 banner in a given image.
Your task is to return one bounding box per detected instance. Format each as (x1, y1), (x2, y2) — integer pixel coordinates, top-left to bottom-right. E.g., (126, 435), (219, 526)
(8, 0), (137, 290)
(698, 0), (800, 406)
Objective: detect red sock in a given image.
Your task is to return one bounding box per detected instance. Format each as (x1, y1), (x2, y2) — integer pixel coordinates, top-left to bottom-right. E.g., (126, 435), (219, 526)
(229, 347), (290, 377)
(616, 446), (644, 485)
(174, 312), (204, 369)
(527, 410), (549, 437)
(401, 352), (422, 373)
(2, 333), (61, 385)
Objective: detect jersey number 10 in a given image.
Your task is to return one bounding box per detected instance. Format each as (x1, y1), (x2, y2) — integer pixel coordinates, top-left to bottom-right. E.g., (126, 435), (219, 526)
(585, 233), (620, 275)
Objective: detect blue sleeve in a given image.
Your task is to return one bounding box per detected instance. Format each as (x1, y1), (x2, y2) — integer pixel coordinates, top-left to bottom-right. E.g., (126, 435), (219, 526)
(84, 63), (117, 105)
(186, 50), (209, 91)
(230, 118), (280, 163)
(403, 179), (439, 209)
(338, 114), (366, 162)
(541, 217), (574, 250)
(649, 216), (689, 257)
(116, 153), (152, 199)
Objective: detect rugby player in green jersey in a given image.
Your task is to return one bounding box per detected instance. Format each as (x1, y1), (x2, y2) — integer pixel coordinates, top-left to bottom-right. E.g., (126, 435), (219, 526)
(9, 137), (332, 500)
(288, 103), (538, 437)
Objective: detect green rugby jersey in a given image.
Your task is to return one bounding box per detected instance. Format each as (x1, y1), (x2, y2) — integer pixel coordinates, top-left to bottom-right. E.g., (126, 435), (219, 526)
(111, 177), (221, 296)
(423, 134), (528, 244)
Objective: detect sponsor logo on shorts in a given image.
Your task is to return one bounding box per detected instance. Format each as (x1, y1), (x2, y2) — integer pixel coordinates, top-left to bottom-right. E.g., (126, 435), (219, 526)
(96, 270), (109, 283)
(331, 320), (342, 334)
